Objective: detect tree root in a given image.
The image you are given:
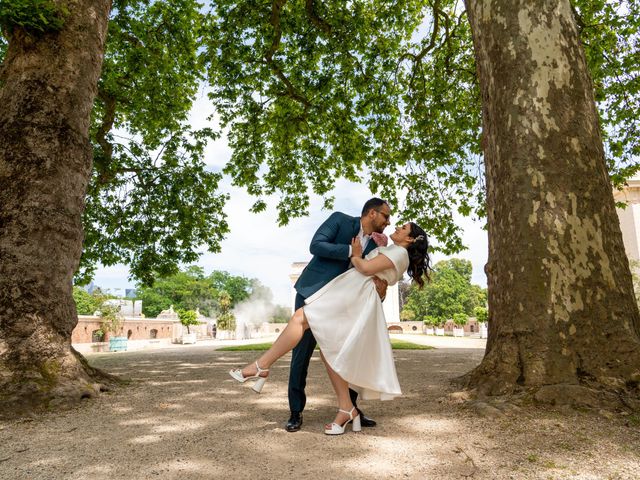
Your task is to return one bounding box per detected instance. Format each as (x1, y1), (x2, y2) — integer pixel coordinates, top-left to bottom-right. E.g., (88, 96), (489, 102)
(447, 380), (640, 416)
(0, 349), (123, 420)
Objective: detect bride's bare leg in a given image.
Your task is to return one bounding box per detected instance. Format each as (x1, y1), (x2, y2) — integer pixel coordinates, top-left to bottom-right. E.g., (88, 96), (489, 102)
(241, 308), (309, 377)
(319, 351), (358, 426)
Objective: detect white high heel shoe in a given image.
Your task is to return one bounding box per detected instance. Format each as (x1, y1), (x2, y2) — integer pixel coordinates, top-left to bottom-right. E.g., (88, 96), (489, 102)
(228, 361), (269, 393)
(324, 406), (361, 435)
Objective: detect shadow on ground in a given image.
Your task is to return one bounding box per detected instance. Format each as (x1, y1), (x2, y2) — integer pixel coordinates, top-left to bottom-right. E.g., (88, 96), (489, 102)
(0, 346), (638, 479)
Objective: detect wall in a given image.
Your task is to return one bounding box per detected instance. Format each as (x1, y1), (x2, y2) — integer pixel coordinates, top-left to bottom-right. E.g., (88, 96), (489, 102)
(73, 315), (176, 343)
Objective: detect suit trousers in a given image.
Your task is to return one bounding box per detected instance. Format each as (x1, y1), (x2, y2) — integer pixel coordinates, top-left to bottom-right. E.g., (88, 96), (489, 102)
(288, 293), (358, 413)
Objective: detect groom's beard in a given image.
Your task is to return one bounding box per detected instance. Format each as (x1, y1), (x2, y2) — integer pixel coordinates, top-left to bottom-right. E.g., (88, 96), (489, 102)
(373, 223), (387, 234)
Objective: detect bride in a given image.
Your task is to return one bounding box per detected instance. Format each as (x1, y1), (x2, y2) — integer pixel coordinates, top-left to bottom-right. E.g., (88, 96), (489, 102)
(229, 222), (431, 435)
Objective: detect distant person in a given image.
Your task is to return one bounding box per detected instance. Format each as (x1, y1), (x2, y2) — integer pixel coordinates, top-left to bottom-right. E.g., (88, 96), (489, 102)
(230, 200), (430, 435)
(211, 323), (217, 339)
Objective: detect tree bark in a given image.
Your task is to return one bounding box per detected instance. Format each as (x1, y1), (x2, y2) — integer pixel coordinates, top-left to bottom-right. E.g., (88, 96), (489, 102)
(464, 0), (640, 405)
(0, 0), (113, 417)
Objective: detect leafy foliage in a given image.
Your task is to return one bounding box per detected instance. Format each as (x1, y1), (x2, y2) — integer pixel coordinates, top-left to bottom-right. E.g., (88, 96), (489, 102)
(98, 303), (125, 337)
(401, 258), (486, 324)
(79, 0), (229, 285)
(573, 0), (640, 188)
(452, 312), (468, 326)
(177, 309), (199, 334)
(136, 266), (257, 318)
(203, 0), (639, 253)
(0, 0), (637, 280)
(473, 305), (487, 323)
(216, 291), (236, 331)
(0, 0), (67, 33)
(204, 0), (481, 253)
(72, 287), (102, 315)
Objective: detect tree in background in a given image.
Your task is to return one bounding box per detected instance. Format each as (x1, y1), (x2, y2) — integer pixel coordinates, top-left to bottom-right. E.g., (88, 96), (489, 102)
(208, 271), (254, 306)
(97, 303), (125, 340)
(177, 309), (199, 334)
(453, 313), (469, 327)
(473, 306), (488, 324)
(215, 292), (236, 332)
(72, 287), (102, 316)
(136, 266), (256, 318)
(270, 305), (292, 324)
(402, 259), (486, 325)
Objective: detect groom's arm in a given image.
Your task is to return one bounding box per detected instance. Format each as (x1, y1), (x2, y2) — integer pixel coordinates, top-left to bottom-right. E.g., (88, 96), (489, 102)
(309, 212), (350, 260)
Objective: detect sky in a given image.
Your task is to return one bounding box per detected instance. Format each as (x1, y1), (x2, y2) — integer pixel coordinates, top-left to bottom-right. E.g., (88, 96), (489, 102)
(91, 91), (489, 307)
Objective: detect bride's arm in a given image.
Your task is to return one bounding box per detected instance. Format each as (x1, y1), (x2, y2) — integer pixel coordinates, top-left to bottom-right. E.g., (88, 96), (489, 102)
(351, 254), (394, 275)
(350, 237), (394, 275)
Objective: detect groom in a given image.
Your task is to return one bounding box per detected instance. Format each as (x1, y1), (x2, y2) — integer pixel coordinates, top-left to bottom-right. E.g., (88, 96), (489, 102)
(286, 197), (392, 432)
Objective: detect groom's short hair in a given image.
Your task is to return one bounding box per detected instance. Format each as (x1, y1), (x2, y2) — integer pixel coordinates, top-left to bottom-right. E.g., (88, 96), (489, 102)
(361, 197), (389, 216)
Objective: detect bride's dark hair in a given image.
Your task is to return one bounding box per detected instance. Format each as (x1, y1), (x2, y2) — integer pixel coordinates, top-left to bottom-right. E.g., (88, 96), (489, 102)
(407, 222), (431, 288)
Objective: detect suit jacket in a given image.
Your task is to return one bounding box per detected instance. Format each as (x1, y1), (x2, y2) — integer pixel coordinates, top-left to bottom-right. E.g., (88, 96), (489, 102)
(294, 211), (378, 299)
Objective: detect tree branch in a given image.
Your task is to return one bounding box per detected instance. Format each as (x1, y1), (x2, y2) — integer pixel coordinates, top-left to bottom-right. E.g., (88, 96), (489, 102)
(264, 0), (311, 109)
(571, 3), (586, 34)
(305, 0), (332, 34)
(414, 0), (441, 64)
(94, 89), (118, 186)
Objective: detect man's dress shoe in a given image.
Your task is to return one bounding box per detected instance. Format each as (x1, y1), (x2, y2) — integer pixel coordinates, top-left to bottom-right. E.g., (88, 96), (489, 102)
(286, 412), (303, 432)
(356, 408), (377, 427)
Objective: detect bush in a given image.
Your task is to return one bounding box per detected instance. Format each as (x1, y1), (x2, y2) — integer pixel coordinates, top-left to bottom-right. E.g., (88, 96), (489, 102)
(473, 306), (488, 323)
(423, 315), (440, 326)
(453, 313), (468, 326)
(98, 303), (124, 337)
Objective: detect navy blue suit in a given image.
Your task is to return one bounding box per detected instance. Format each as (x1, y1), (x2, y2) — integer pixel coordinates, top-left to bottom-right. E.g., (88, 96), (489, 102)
(289, 212), (377, 413)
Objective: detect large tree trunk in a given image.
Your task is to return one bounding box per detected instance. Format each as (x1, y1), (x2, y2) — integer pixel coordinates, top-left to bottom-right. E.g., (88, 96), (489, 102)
(0, 0), (113, 417)
(464, 0), (640, 406)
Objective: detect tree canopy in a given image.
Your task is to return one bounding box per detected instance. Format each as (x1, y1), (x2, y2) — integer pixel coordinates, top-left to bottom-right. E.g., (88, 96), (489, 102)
(0, 1), (637, 277)
(204, 0), (640, 254)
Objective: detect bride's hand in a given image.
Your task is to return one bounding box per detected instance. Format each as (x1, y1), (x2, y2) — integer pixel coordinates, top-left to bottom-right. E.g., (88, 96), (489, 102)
(351, 237), (363, 258)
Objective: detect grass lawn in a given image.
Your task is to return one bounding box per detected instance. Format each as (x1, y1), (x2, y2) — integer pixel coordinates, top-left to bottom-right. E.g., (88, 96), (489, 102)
(217, 338), (433, 351)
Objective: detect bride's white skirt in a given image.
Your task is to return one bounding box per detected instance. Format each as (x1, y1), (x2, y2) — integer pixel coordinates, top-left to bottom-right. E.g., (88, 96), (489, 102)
(303, 268), (402, 400)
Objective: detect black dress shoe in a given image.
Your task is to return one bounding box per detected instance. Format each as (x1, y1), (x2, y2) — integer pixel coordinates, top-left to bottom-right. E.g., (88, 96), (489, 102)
(286, 412), (303, 432)
(356, 408), (377, 427)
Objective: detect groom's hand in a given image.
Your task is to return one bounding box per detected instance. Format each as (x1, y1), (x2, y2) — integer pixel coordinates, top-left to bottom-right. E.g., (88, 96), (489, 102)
(373, 277), (388, 301)
(350, 237), (363, 258)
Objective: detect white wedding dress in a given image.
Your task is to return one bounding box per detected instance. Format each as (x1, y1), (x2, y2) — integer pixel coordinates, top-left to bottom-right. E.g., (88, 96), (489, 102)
(303, 244), (409, 400)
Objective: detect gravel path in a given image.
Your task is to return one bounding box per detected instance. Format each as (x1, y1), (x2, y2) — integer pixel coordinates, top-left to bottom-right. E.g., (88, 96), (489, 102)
(0, 337), (638, 479)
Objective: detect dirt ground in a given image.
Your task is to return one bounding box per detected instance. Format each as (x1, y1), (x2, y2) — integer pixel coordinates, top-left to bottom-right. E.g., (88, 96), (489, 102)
(0, 337), (638, 480)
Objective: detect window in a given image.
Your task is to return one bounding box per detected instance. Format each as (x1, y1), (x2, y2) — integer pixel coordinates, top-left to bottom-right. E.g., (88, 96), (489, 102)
(150, 329), (158, 339)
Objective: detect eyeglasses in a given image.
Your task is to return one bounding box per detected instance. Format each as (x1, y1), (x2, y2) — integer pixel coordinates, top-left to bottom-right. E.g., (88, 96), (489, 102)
(375, 209), (390, 221)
